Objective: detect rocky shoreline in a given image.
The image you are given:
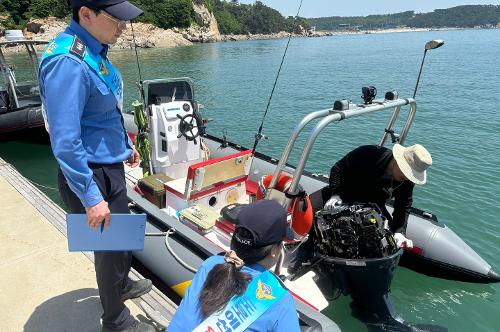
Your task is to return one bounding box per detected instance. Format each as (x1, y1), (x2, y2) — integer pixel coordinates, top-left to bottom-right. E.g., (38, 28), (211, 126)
(0, 16), (461, 53)
(218, 27), (444, 42)
(0, 17), (329, 52)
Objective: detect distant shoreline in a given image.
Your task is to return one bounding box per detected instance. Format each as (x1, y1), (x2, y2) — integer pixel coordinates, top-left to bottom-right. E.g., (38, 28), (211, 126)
(0, 23), (496, 54)
(218, 26), (480, 43)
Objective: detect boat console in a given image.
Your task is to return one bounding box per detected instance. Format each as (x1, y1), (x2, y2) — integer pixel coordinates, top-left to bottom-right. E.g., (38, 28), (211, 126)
(146, 79), (204, 179)
(141, 79), (253, 219)
(149, 100), (202, 177)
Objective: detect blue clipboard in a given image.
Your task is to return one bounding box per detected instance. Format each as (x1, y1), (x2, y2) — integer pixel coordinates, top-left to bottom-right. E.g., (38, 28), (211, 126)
(67, 213), (147, 252)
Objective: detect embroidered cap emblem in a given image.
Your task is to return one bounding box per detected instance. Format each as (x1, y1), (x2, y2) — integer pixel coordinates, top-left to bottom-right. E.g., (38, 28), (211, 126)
(256, 279), (275, 300)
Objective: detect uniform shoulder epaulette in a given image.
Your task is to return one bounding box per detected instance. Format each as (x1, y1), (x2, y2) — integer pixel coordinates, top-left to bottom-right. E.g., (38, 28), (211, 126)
(70, 36), (86, 59)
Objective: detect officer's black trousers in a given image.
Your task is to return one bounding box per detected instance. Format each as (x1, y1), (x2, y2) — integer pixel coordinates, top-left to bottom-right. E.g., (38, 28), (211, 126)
(58, 163), (134, 330)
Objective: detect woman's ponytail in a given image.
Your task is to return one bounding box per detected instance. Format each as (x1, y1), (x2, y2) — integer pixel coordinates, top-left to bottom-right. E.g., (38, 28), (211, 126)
(198, 250), (251, 318)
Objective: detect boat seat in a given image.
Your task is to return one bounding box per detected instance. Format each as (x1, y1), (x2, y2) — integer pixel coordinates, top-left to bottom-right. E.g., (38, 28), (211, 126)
(164, 149), (253, 211)
(165, 177), (188, 196)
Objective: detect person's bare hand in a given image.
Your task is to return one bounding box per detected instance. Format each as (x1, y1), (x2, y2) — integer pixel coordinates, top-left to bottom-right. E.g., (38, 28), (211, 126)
(85, 200), (110, 229)
(125, 147), (141, 168)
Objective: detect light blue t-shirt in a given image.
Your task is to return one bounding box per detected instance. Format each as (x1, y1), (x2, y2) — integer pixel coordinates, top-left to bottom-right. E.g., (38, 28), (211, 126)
(168, 255), (301, 331)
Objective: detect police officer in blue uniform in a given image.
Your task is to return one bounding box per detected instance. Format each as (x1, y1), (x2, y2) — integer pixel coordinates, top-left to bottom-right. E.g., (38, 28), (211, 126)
(168, 200), (300, 331)
(39, 1), (154, 331)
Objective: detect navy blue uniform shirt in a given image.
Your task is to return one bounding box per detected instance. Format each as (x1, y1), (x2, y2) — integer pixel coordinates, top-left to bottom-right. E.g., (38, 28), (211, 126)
(39, 20), (133, 208)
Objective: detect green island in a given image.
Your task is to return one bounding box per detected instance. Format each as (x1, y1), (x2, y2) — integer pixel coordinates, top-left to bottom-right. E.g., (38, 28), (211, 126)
(308, 5), (500, 30)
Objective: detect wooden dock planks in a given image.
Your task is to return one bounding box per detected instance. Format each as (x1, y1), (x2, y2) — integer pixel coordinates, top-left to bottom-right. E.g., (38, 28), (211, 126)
(0, 157), (177, 329)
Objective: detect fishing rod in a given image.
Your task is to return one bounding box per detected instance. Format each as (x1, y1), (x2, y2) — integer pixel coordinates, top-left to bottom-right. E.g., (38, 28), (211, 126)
(130, 22), (154, 176)
(251, 0), (305, 155)
(130, 22), (145, 102)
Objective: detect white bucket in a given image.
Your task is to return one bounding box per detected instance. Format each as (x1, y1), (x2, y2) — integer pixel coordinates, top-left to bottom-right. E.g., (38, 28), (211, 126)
(5, 30), (25, 42)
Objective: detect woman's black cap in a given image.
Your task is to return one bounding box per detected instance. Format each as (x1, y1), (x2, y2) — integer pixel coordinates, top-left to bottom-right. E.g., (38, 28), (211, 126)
(233, 200), (294, 247)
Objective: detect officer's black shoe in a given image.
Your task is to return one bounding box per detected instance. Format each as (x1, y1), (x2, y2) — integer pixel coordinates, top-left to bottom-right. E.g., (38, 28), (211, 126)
(122, 279), (153, 301)
(102, 319), (156, 332)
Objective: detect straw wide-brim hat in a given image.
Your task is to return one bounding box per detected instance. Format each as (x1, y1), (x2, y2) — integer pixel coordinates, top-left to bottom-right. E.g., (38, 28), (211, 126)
(392, 144), (432, 185)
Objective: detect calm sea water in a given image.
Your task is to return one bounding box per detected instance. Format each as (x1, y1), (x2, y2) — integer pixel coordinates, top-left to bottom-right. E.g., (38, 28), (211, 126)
(1, 29), (499, 331)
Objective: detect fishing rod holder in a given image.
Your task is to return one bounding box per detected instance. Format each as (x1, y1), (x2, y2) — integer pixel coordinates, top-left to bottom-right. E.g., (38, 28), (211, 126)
(254, 132), (268, 141)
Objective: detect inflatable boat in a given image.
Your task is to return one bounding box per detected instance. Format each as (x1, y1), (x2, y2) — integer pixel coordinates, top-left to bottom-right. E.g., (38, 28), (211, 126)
(0, 39), (48, 135)
(120, 76), (498, 330)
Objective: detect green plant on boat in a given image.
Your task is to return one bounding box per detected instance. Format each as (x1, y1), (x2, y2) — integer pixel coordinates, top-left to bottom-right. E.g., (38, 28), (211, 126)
(132, 100), (151, 177)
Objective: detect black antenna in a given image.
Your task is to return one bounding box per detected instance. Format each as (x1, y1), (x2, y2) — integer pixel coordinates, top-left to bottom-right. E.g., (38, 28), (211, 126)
(130, 22), (145, 101)
(251, 0), (304, 154)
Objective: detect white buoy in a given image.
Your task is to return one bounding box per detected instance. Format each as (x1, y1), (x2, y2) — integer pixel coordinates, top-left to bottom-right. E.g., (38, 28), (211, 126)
(5, 30), (25, 42)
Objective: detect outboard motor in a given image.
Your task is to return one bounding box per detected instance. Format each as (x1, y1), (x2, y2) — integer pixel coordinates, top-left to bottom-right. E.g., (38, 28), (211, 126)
(311, 204), (447, 331)
(313, 204), (400, 317)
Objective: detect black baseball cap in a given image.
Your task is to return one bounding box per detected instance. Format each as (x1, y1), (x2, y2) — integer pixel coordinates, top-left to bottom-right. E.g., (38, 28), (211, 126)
(233, 200), (293, 247)
(69, 0), (143, 21)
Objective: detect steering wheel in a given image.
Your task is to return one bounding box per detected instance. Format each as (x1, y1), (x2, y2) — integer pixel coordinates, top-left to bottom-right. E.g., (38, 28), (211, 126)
(177, 114), (200, 144)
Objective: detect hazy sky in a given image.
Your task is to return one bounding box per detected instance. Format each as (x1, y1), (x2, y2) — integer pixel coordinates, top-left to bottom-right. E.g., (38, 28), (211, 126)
(239, 0), (500, 18)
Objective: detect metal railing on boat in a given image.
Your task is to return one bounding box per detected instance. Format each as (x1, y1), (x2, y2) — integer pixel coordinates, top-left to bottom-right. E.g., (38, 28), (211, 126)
(265, 97), (417, 202)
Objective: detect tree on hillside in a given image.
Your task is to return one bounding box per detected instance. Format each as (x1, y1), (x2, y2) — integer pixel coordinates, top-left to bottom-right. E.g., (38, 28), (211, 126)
(156, 0), (193, 29)
(129, 0), (193, 29)
(210, 0), (309, 34)
(215, 9), (242, 34)
(285, 16), (310, 33)
(28, 0), (70, 19)
(243, 1), (285, 34)
(1, 0), (32, 26)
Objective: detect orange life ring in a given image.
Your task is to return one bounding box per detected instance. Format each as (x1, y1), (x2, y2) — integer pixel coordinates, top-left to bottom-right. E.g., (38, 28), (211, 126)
(256, 173), (313, 239)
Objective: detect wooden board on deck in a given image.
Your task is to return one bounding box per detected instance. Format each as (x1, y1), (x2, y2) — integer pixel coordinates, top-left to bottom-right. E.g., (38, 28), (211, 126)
(195, 153), (251, 189)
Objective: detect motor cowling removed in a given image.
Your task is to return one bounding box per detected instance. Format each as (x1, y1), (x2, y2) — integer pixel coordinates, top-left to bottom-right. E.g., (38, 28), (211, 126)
(314, 204), (398, 260)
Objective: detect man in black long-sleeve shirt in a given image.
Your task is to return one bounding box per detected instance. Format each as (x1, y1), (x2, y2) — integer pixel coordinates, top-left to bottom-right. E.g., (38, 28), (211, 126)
(289, 144), (432, 273)
(323, 144), (432, 237)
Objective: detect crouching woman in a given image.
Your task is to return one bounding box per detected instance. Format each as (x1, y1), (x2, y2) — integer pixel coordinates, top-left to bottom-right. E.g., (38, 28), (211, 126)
(168, 199), (300, 331)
